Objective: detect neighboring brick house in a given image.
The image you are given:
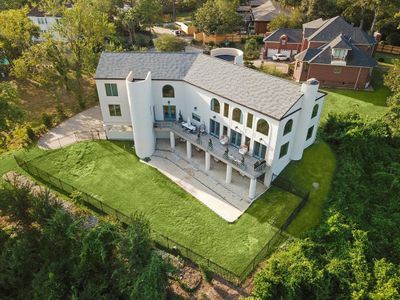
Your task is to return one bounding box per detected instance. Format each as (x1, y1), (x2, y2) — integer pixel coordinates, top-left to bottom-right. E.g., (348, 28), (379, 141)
(238, 0), (290, 34)
(263, 16), (379, 89)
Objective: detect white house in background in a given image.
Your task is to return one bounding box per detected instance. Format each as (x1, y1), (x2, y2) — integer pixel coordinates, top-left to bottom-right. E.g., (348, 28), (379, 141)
(27, 6), (62, 41)
(95, 52), (326, 201)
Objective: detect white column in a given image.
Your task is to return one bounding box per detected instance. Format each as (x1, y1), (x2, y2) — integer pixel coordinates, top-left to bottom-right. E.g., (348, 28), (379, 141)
(186, 141), (192, 159)
(170, 131), (175, 149)
(205, 152), (211, 171)
(249, 178), (257, 200)
(226, 165), (232, 184)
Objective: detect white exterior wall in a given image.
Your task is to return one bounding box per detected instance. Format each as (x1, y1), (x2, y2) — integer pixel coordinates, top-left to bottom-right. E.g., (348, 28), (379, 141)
(126, 72), (156, 158)
(95, 76), (325, 184)
(28, 16), (61, 40)
(96, 79), (132, 126)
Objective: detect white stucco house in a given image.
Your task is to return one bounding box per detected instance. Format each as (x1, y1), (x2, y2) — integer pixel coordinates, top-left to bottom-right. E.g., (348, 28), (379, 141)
(95, 52), (325, 202)
(27, 6), (62, 41)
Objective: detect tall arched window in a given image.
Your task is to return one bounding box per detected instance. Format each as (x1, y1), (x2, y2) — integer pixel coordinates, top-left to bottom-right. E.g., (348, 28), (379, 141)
(256, 119), (269, 136)
(162, 85), (175, 98)
(311, 104), (319, 118)
(210, 98), (220, 113)
(232, 108), (243, 123)
(283, 119), (293, 136)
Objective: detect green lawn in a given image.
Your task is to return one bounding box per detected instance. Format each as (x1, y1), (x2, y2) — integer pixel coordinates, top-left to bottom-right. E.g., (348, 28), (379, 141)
(13, 140), (334, 274)
(321, 70), (391, 121)
(282, 141), (336, 236)
(374, 52), (399, 66)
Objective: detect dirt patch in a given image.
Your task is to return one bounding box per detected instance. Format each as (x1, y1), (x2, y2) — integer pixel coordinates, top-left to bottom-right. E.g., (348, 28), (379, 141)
(14, 77), (98, 126)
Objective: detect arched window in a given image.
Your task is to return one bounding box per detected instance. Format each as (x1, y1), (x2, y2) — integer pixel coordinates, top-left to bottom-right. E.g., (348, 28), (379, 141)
(311, 104), (319, 118)
(232, 108), (243, 123)
(162, 85), (174, 98)
(283, 119), (293, 136)
(256, 119), (269, 136)
(210, 98), (220, 113)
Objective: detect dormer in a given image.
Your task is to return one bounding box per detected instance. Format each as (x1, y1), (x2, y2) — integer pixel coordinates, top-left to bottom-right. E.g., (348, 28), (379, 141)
(330, 34), (352, 66)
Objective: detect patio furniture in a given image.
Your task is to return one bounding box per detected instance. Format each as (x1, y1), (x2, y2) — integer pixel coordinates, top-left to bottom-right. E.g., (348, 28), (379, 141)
(220, 135), (228, 145)
(239, 145), (248, 155)
(182, 122), (196, 133)
(199, 123), (206, 135)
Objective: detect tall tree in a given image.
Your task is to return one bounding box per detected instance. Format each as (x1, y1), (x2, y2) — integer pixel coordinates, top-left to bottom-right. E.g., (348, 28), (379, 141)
(0, 82), (25, 141)
(193, 0), (241, 35)
(0, 8), (39, 60)
(53, 0), (115, 107)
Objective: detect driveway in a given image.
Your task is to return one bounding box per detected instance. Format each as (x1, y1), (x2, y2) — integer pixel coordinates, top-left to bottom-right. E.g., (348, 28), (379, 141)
(38, 105), (105, 150)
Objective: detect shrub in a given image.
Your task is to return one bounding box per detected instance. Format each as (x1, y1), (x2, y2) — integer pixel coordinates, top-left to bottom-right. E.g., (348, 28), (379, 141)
(154, 35), (187, 52)
(42, 113), (53, 129)
(26, 126), (36, 142)
(200, 265), (213, 283)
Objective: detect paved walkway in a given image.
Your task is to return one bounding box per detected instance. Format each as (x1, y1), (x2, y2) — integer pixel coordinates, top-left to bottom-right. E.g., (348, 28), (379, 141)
(147, 149), (245, 222)
(38, 105), (104, 150)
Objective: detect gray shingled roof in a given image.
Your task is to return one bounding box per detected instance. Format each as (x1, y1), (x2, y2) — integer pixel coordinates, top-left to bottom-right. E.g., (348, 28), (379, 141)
(330, 34), (352, 49)
(295, 48), (322, 61)
(251, 0), (289, 22)
(307, 16), (375, 45)
(95, 52), (304, 120)
(295, 35), (377, 68)
(95, 52), (198, 80)
(263, 28), (303, 43)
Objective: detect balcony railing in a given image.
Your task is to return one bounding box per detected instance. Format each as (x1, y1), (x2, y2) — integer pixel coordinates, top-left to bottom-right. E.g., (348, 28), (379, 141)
(155, 121), (269, 178)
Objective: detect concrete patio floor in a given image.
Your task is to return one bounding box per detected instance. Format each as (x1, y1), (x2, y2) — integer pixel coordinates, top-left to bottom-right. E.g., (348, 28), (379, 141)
(38, 105), (105, 150)
(146, 139), (268, 222)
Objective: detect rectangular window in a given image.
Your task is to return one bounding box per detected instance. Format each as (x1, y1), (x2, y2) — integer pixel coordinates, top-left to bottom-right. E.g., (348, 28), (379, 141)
(253, 141), (266, 160)
(246, 113), (253, 128)
(223, 103), (229, 118)
(279, 142), (289, 158)
(105, 83), (118, 96)
(108, 104), (121, 117)
(306, 126), (314, 140)
(245, 136), (251, 147)
(192, 113), (201, 122)
(230, 129), (242, 148)
(222, 126), (228, 136)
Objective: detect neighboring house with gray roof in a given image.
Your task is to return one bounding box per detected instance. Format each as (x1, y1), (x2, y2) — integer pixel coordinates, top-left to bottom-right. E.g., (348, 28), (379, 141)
(263, 16), (380, 89)
(94, 51), (326, 202)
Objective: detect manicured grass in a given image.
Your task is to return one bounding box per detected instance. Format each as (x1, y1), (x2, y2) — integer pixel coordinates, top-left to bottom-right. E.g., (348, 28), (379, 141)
(321, 70), (391, 121)
(374, 52), (399, 66)
(282, 141), (336, 237)
(23, 141), (305, 274)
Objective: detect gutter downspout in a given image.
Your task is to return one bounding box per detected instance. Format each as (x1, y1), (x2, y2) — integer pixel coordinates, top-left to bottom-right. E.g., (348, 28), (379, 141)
(354, 67), (362, 90)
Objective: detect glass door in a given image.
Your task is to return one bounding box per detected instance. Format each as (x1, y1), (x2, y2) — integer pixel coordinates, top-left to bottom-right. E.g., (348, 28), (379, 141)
(163, 105), (176, 121)
(230, 129), (242, 148)
(253, 141), (266, 160)
(209, 119), (220, 137)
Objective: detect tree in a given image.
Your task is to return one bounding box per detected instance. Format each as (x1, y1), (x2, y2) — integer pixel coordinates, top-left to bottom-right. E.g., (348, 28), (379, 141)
(0, 0), (29, 9)
(268, 8), (302, 31)
(244, 38), (261, 60)
(0, 8), (39, 60)
(12, 36), (70, 93)
(0, 82), (25, 134)
(133, 0), (163, 32)
(154, 34), (187, 52)
(193, 0), (242, 35)
(53, 0), (115, 108)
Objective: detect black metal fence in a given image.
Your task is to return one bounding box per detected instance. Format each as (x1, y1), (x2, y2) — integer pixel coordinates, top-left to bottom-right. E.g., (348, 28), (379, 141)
(14, 155), (308, 285)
